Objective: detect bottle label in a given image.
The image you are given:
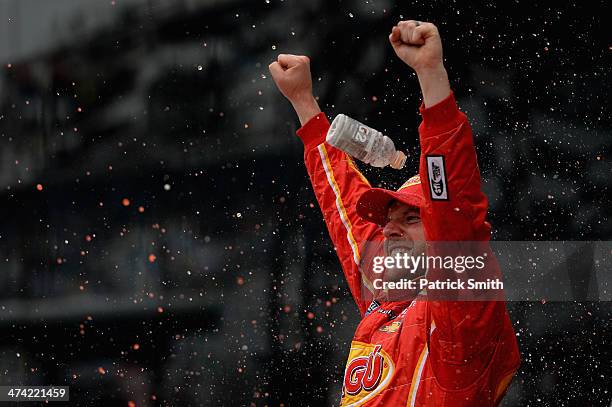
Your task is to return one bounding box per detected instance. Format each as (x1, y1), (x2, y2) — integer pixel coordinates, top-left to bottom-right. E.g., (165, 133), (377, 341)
(353, 126), (369, 143)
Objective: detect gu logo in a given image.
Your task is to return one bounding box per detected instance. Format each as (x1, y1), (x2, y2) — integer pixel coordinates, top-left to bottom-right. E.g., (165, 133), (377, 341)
(341, 342), (394, 406)
(353, 126), (369, 143)
(426, 155), (448, 200)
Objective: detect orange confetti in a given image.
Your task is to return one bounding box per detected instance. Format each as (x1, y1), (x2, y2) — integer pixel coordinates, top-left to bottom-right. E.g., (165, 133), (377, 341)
(138, 206), (145, 213)
(36, 184), (43, 191)
(132, 343), (140, 350)
(97, 367), (106, 375)
(122, 198), (130, 207)
(128, 401), (136, 407)
(307, 312), (315, 320)
(85, 234), (92, 242)
(157, 306), (164, 313)
(236, 276), (244, 285)
(148, 254), (157, 263)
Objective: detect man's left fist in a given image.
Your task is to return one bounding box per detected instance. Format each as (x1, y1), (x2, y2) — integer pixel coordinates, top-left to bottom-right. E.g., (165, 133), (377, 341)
(389, 21), (444, 73)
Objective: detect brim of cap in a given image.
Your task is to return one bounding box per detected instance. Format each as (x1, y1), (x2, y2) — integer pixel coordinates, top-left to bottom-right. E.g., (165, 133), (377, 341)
(356, 187), (423, 226)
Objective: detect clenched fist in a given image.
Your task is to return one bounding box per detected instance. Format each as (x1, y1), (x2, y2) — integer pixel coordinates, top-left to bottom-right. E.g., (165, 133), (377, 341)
(268, 54), (313, 104)
(389, 20), (450, 107)
(389, 21), (444, 74)
(269, 53), (321, 125)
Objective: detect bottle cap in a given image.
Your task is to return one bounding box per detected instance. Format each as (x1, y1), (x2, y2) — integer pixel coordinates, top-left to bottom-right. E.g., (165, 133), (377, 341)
(390, 151), (407, 170)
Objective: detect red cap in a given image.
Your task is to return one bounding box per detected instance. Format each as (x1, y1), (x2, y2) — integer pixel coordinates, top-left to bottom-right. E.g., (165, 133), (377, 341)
(356, 175), (424, 226)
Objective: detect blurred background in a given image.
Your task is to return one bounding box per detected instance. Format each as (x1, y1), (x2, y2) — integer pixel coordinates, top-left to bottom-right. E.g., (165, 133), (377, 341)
(0, 0), (610, 405)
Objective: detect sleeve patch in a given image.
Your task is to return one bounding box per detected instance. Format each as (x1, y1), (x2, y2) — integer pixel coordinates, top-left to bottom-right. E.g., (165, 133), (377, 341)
(426, 155), (449, 201)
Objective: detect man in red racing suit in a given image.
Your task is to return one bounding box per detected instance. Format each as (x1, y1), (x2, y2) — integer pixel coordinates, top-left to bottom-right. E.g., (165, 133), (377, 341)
(269, 20), (520, 406)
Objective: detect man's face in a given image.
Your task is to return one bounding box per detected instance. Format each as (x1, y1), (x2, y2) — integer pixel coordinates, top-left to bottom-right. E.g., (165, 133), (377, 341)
(376, 201), (427, 300)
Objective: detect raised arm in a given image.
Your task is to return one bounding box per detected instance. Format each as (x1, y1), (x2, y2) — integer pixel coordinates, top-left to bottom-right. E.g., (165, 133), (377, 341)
(269, 54), (379, 315)
(389, 21), (451, 109)
(268, 54), (321, 125)
(390, 21), (519, 394)
(389, 21), (486, 240)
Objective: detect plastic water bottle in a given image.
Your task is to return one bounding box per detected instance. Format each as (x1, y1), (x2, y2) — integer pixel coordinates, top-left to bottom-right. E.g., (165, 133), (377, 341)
(326, 114), (407, 169)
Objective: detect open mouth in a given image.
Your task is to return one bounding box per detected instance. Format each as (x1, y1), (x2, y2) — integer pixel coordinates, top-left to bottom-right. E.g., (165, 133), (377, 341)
(385, 244), (413, 257)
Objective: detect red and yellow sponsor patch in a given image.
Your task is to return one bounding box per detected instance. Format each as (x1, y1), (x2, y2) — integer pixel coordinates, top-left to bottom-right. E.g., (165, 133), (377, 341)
(379, 321), (402, 333)
(341, 342), (395, 406)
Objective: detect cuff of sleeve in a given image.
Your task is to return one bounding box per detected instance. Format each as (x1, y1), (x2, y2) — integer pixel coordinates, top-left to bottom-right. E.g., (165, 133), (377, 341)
(296, 112), (329, 151)
(418, 91), (465, 138)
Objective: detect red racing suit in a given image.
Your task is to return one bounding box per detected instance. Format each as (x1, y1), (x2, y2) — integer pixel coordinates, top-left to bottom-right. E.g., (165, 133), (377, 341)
(296, 92), (520, 406)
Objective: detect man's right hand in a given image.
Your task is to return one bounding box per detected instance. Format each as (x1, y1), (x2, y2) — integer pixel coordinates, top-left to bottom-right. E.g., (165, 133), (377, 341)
(269, 54), (312, 102)
(269, 54), (321, 126)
